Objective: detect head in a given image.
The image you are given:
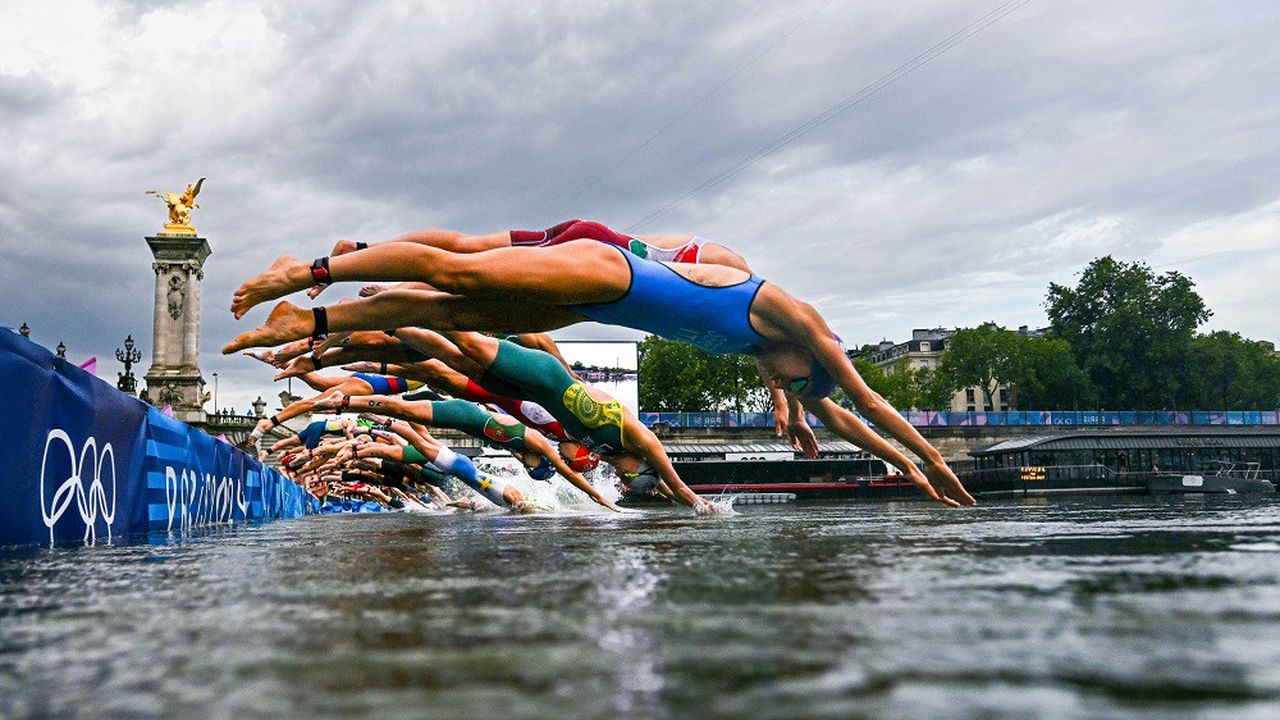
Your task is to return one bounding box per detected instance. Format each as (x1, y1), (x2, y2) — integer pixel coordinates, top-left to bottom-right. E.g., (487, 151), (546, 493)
(755, 341), (839, 400)
(526, 454), (555, 481)
(558, 441), (601, 473)
(608, 454), (660, 494)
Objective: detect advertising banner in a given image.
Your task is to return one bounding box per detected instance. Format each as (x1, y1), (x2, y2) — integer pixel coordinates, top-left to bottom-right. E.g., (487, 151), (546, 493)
(0, 329), (315, 547)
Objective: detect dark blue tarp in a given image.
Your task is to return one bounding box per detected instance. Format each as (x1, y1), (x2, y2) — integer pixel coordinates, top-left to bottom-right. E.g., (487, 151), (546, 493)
(0, 329), (316, 546)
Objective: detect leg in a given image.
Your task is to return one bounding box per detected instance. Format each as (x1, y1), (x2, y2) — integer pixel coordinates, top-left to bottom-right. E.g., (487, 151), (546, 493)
(696, 242), (752, 273)
(294, 372), (346, 393)
(345, 229), (512, 256)
(230, 240), (628, 317)
(224, 291), (584, 353)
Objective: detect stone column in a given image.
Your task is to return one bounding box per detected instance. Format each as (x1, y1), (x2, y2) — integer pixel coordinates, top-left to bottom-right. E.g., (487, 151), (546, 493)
(181, 260), (204, 370)
(150, 262), (169, 368)
(143, 234), (212, 424)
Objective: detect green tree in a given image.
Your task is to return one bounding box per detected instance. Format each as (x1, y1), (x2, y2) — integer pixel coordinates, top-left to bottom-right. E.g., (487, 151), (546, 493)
(933, 324), (1095, 410)
(936, 323), (1019, 408)
(1046, 256), (1210, 408)
(1005, 335), (1096, 409)
(638, 336), (770, 411)
(1182, 332), (1280, 409)
(846, 357), (951, 411)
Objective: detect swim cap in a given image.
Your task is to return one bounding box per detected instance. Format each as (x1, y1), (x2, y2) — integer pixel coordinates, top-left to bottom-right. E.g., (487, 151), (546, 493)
(621, 460), (660, 493)
(801, 334), (845, 399)
(802, 360), (838, 399)
(528, 456), (555, 481)
(566, 444), (601, 473)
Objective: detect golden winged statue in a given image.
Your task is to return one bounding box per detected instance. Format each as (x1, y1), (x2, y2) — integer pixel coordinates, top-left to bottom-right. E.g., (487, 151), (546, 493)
(146, 177), (205, 235)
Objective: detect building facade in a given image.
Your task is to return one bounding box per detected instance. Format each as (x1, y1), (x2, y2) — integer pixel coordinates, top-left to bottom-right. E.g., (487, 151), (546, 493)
(860, 326), (1046, 412)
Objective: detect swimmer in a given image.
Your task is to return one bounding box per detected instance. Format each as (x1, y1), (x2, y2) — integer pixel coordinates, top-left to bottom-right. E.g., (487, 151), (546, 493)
(373, 420), (534, 512)
(246, 370), (425, 448)
(306, 219), (750, 303)
(312, 392), (620, 512)
(227, 234), (974, 507)
(327, 327), (603, 472)
(398, 332), (715, 512)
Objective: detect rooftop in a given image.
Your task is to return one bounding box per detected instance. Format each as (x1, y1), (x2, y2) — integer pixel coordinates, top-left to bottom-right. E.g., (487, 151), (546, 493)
(972, 426), (1280, 456)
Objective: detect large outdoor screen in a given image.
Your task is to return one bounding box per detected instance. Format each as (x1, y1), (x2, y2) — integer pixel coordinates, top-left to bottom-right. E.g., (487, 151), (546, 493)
(555, 341), (639, 416)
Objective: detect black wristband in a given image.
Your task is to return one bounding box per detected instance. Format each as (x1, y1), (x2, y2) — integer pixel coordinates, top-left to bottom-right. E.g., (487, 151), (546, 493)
(379, 361), (388, 375)
(340, 395), (351, 411)
(311, 351), (323, 370)
(384, 328), (397, 337)
(310, 257), (332, 286)
(270, 415), (283, 428)
(312, 306), (329, 339)
(355, 242), (368, 251)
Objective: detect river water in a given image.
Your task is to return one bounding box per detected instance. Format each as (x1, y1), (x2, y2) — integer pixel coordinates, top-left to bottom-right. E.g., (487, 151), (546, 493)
(2, 496), (1280, 719)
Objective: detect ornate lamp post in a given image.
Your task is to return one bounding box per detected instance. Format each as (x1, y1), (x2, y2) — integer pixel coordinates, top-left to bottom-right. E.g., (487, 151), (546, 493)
(212, 372), (219, 414)
(116, 334), (142, 395)
(18, 323), (30, 338)
(252, 396), (267, 417)
(55, 341), (66, 359)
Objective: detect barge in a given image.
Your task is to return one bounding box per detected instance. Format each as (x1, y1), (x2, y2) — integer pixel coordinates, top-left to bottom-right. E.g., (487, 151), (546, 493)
(619, 441), (917, 504)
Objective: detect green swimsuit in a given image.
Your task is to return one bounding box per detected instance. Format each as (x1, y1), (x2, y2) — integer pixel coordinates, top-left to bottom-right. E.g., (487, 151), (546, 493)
(428, 399), (531, 453)
(488, 339), (626, 455)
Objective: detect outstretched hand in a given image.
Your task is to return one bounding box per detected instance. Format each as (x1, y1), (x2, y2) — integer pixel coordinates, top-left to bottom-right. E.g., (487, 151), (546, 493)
(924, 460), (977, 507)
(785, 420), (819, 459)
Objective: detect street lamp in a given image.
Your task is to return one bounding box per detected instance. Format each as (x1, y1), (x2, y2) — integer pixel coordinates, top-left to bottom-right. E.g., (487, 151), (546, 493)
(55, 341), (66, 359)
(18, 323), (30, 338)
(252, 396), (267, 417)
(116, 335), (141, 396)
(212, 372), (219, 414)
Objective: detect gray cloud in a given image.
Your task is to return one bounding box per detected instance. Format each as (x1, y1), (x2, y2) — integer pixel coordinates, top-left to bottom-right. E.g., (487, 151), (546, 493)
(2, 0), (1278, 412)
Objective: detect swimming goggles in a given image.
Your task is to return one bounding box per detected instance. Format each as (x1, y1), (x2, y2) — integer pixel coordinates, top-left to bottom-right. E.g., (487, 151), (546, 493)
(785, 376), (812, 394)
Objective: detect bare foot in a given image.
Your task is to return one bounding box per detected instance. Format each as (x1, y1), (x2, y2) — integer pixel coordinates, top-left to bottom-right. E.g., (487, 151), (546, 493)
(243, 349), (277, 365)
(232, 256), (311, 318)
(222, 301), (313, 353)
(306, 240), (360, 299)
(269, 338), (314, 365)
(273, 356), (316, 381)
(359, 284), (390, 297)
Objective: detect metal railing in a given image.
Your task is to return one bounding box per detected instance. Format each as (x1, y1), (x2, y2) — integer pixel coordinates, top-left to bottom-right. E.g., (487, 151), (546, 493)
(639, 409), (1280, 429)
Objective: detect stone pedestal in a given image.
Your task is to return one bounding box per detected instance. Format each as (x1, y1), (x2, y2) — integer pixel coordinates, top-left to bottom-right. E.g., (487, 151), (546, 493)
(143, 234), (211, 424)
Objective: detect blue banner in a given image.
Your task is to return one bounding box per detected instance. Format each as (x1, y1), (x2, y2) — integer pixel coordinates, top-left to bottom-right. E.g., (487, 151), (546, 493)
(0, 329), (316, 547)
(639, 408), (1280, 429)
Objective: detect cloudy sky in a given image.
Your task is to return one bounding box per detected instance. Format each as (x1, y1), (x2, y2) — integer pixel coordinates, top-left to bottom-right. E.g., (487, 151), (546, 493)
(2, 0), (1277, 412)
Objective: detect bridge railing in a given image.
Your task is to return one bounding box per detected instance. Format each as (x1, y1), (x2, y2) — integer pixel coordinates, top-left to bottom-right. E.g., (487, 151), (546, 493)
(639, 410), (1280, 429)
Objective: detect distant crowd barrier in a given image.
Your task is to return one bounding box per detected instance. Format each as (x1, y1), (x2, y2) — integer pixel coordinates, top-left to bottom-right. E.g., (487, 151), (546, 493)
(639, 409), (1280, 429)
(0, 329), (316, 547)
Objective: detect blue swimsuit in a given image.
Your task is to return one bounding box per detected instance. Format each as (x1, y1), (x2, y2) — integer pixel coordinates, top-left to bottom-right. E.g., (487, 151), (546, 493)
(570, 246), (768, 354)
(353, 373), (409, 395)
(298, 418), (344, 449)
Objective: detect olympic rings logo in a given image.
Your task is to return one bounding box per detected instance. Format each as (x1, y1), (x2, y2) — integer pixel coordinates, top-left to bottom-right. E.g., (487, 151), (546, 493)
(39, 429), (117, 544)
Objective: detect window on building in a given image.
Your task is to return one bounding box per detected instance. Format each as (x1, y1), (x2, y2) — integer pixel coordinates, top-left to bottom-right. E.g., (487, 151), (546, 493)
(920, 341), (931, 352)
(967, 405), (976, 412)
(965, 388), (975, 403)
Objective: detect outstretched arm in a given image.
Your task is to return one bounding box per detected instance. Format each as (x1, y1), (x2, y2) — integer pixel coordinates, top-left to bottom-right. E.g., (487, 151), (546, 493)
(803, 398), (968, 507)
(525, 430), (621, 512)
(781, 302), (972, 506)
(756, 357), (791, 439)
(628, 429), (711, 512)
